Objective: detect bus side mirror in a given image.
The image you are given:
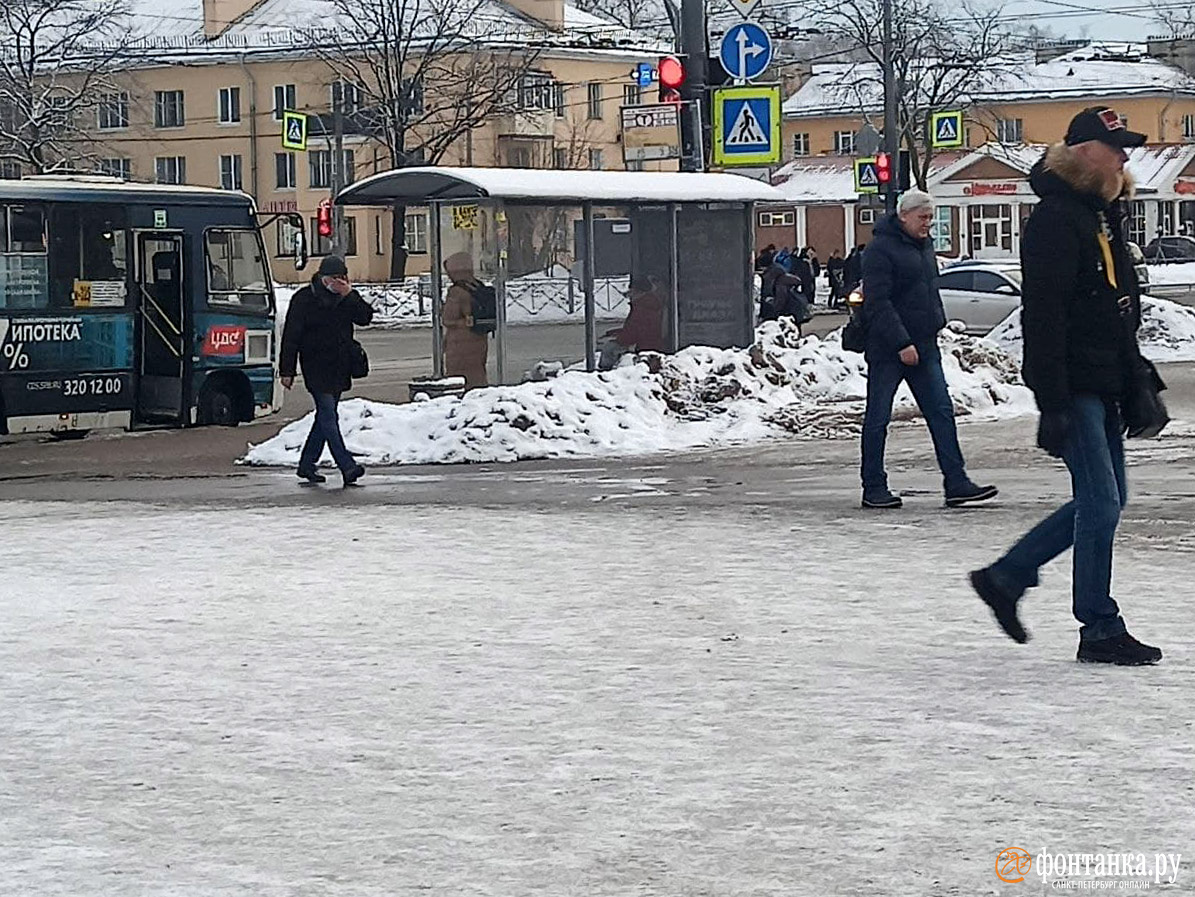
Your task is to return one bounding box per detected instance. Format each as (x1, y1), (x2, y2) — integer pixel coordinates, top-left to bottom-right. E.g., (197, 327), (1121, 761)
(290, 215), (308, 271)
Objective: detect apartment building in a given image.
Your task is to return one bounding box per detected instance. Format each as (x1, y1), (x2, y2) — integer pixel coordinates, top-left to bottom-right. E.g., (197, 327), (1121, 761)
(68, 0), (666, 281)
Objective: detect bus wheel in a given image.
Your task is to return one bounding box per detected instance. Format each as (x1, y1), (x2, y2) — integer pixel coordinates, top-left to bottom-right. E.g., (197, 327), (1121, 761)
(199, 384), (238, 427)
(49, 429), (90, 441)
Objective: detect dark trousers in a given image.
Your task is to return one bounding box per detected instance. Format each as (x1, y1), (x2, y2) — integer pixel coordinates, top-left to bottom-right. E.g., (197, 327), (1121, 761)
(861, 342), (969, 494)
(298, 391), (355, 473)
(989, 394), (1127, 640)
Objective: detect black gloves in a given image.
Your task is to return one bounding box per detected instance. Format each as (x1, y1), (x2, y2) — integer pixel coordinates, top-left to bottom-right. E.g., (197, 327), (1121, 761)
(1037, 410), (1071, 458)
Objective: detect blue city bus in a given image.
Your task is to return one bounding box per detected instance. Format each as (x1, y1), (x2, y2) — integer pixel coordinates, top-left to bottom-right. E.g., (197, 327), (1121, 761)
(0, 176), (306, 437)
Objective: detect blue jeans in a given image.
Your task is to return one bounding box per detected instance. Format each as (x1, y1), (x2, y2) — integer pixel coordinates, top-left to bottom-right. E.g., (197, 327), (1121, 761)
(298, 391), (355, 473)
(861, 342), (969, 494)
(989, 394), (1127, 641)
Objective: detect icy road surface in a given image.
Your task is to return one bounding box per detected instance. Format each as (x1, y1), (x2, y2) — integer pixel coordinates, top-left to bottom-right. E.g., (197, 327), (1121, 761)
(3, 498), (1194, 896)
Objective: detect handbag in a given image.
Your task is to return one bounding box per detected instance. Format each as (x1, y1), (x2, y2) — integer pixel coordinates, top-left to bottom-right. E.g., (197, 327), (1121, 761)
(350, 339), (369, 379)
(1121, 354), (1168, 438)
(841, 313), (867, 352)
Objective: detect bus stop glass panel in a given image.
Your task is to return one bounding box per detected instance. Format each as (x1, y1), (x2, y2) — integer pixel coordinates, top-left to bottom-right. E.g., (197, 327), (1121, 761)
(502, 203), (587, 382)
(675, 205), (752, 349)
(592, 205), (671, 369)
(437, 202), (498, 389)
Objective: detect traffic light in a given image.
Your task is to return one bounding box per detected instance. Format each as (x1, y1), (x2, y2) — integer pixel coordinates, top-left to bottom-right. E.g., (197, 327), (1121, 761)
(317, 199), (333, 238)
(898, 149), (912, 192)
(876, 152), (892, 186)
(658, 55), (685, 103)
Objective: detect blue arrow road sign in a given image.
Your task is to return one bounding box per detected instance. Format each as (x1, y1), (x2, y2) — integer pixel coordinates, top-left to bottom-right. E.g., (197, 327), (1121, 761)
(719, 22), (773, 82)
(635, 62), (654, 88)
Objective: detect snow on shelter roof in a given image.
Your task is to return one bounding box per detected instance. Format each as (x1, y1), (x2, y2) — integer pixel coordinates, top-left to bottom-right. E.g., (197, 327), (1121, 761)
(0, 175), (252, 207)
(336, 167), (785, 205)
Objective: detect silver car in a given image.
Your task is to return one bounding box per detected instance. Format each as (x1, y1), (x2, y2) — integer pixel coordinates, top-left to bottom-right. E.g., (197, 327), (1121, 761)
(937, 262), (1023, 334)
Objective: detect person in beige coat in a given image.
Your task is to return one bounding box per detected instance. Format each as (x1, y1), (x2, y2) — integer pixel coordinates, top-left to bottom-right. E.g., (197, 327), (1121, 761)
(441, 252), (489, 388)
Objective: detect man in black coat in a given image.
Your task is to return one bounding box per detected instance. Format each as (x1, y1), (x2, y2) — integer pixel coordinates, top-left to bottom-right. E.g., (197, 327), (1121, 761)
(279, 255), (374, 486)
(970, 107), (1162, 665)
(858, 190), (998, 510)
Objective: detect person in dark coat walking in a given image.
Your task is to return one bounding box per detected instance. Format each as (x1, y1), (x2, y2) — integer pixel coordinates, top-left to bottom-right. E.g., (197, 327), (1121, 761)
(793, 249), (816, 306)
(279, 255), (374, 486)
(826, 249), (847, 307)
(970, 107), (1163, 666)
(858, 190), (997, 509)
(843, 245), (864, 293)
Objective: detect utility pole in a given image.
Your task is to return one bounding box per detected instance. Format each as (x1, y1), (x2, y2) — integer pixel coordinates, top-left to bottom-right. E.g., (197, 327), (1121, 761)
(881, 0), (898, 214)
(678, 0), (707, 172)
(331, 84), (347, 255)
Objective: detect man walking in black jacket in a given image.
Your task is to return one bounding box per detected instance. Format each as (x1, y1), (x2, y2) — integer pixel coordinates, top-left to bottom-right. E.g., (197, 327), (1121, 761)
(279, 255), (374, 486)
(859, 190), (997, 509)
(970, 107), (1162, 665)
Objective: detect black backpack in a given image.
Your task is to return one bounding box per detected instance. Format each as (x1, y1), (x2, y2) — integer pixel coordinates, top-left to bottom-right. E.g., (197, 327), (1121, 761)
(469, 282), (497, 335)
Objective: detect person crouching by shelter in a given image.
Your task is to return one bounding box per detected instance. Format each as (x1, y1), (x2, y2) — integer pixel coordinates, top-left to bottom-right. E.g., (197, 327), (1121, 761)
(858, 189), (998, 510)
(279, 255), (373, 486)
(600, 274), (666, 369)
(442, 252), (490, 389)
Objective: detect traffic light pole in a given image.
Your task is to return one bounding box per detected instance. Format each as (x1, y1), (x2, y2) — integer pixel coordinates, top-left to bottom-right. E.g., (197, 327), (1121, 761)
(678, 0), (707, 172)
(881, 0), (898, 214)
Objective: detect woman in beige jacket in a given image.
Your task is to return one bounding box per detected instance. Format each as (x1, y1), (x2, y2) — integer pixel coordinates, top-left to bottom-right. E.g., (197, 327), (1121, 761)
(441, 252), (489, 388)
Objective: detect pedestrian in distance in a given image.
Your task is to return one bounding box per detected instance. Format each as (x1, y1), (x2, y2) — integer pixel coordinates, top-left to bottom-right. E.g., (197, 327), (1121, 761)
(441, 252), (492, 389)
(279, 255), (373, 487)
(858, 189), (998, 510)
(843, 244), (864, 293)
(970, 107), (1166, 666)
(826, 249), (847, 308)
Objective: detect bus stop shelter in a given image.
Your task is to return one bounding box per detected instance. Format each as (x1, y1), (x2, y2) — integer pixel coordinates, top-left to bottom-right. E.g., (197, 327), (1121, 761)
(336, 168), (783, 386)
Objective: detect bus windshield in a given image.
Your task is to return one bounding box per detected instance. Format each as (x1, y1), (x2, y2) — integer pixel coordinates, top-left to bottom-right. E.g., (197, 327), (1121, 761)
(205, 228), (270, 309)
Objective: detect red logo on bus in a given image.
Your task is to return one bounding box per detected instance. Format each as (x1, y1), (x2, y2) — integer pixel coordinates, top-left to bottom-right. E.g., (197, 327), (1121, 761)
(202, 325), (246, 356)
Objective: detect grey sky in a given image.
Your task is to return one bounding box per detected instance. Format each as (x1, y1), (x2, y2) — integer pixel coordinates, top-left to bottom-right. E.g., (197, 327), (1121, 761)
(991, 0), (1172, 42)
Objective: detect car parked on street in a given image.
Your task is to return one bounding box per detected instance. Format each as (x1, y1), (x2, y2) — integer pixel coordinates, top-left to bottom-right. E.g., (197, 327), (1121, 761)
(1143, 235), (1195, 263)
(937, 261), (1023, 334)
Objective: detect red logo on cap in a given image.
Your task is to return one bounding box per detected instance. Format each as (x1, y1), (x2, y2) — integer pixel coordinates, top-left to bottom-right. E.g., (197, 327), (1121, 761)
(1098, 108), (1124, 131)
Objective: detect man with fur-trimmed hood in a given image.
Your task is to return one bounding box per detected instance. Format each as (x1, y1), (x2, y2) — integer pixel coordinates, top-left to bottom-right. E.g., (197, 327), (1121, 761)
(970, 107), (1163, 666)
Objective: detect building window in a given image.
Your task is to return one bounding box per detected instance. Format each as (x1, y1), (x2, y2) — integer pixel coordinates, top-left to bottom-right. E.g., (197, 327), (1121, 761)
(931, 205), (952, 253)
(404, 209), (428, 254)
(758, 210), (795, 227)
(342, 149), (356, 184)
(553, 147), (569, 169)
(330, 80), (362, 113)
(517, 72), (564, 116)
(218, 87), (241, 124)
(0, 161), (22, 179)
(273, 84), (296, 121)
(996, 118), (1023, 144)
(219, 154), (243, 191)
(1183, 114), (1195, 140)
(833, 130), (855, 154)
(589, 148), (603, 170)
(1129, 200), (1147, 246)
(310, 215), (357, 256)
(626, 159), (645, 172)
(97, 157), (131, 179)
(155, 156), (186, 184)
(792, 132), (810, 156)
(308, 150), (354, 188)
(275, 152), (296, 189)
(277, 218), (302, 258)
(587, 83), (603, 120)
(623, 84), (641, 106)
(97, 92), (129, 130)
(1160, 202), (1176, 235)
(154, 90), (185, 128)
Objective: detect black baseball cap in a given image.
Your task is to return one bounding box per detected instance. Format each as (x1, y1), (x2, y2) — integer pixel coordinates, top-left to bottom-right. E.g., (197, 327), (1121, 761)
(1064, 106), (1146, 149)
(317, 255), (349, 277)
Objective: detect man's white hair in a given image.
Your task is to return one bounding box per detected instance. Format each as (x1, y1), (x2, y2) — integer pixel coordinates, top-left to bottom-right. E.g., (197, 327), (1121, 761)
(897, 189), (935, 214)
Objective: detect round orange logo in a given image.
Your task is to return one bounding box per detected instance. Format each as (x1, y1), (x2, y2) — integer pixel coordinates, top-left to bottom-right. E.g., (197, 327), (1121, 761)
(996, 847), (1033, 883)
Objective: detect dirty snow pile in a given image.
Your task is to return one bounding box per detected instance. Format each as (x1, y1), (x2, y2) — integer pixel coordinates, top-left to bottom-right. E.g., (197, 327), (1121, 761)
(987, 296), (1195, 363)
(243, 321), (1032, 467)
(1145, 261), (1195, 286)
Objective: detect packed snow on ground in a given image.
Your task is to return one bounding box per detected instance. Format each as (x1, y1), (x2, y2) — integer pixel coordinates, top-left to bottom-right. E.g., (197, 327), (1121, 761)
(1145, 260), (1195, 286)
(242, 320), (1033, 467)
(4, 498), (1194, 896)
(987, 295), (1195, 363)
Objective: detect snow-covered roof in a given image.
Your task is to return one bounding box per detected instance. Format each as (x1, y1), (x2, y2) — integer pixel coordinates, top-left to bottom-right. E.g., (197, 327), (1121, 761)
(108, 0), (665, 61)
(0, 175), (252, 206)
(337, 167), (784, 204)
(769, 152), (968, 203)
(784, 42), (1195, 119)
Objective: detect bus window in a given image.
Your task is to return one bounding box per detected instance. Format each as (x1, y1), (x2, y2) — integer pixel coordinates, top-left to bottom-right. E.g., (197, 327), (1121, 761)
(205, 228), (270, 309)
(79, 208), (128, 283)
(1, 204), (50, 309)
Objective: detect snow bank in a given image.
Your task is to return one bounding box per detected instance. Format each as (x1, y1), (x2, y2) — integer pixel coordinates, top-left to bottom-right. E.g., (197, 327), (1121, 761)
(1145, 261), (1195, 286)
(987, 295), (1195, 363)
(242, 321), (1033, 467)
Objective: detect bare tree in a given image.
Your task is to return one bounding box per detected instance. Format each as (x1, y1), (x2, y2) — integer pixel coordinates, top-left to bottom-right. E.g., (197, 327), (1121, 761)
(0, 0), (130, 174)
(310, 0), (544, 278)
(809, 0), (1010, 188)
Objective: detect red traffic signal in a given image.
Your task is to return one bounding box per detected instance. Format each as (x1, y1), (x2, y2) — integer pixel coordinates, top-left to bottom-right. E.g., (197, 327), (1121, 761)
(876, 152), (892, 184)
(658, 55), (685, 91)
(317, 199), (333, 238)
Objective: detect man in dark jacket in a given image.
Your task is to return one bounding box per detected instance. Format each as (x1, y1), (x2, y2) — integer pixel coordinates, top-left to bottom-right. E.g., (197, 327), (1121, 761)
(279, 255), (374, 486)
(970, 107), (1162, 665)
(859, 190), (997, 509)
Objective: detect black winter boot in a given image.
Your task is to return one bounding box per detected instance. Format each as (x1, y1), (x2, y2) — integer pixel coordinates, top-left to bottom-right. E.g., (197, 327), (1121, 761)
(970, 567), (1029, 644)
(1077, 633), (1162, 665)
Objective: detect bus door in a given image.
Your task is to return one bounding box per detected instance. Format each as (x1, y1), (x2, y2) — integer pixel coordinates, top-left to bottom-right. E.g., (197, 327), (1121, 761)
(134, 232), (187, 423)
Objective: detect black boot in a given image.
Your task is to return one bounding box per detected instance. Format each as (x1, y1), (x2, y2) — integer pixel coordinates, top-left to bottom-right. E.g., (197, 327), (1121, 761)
(970, 567), (1028, 643)
(861, 489), (902, 509)
(342, 464), (366, 487)
(297, 466), (327, 484)
(1077, 633), (1162, 665)
(946, 482), (999, 508)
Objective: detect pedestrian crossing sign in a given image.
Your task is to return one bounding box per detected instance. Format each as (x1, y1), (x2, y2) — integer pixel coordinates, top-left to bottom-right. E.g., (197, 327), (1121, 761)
(854, 157), (879, 194)
(282, 110), (309, 151)
(712, 84), (781, 167)
(931, 110), (964, 148)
